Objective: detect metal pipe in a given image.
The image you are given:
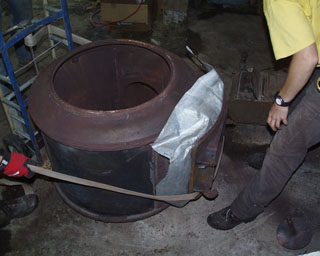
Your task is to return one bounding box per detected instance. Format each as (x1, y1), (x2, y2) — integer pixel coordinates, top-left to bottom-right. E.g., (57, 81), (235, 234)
(6, 76), (37, 101)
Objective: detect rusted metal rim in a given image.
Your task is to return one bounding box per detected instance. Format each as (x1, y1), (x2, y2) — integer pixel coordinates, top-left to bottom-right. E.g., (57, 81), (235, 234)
(50, 40), (176, 115)
(29, 39), (197, 151)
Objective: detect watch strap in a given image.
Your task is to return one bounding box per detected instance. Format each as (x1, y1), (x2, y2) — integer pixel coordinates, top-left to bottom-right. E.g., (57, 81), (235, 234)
(274, 91), (291, 107)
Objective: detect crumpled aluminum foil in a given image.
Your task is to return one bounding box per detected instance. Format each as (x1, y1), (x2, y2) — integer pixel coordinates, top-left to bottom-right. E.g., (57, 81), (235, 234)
(151, 68), (224, 206)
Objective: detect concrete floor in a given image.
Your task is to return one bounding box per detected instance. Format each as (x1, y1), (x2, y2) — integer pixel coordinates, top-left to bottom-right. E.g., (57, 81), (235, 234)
(1, 1), (320, 255)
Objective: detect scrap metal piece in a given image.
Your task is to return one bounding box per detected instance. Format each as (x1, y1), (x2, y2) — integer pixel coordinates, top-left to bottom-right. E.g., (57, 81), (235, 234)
(229, 69), (286, 125)
(29, 39), (200, 222)
(186, 45), (214, 73)
(29, 39), (227, 221)
(277, 214), (312, 250)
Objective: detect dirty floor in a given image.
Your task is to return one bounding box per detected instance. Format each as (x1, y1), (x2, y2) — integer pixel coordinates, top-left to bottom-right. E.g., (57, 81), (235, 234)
(1, 1), (320, 255)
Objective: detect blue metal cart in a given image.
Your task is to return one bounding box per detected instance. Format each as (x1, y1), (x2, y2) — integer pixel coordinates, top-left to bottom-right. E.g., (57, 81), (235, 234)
(0, 0), (74, 163)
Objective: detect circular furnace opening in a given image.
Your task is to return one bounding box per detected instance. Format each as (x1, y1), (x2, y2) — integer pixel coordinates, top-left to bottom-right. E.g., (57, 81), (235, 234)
(52, 44), (171, 111)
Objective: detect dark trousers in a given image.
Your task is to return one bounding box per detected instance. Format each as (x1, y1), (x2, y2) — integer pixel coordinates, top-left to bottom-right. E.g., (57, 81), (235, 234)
(231, 68), (320, 220)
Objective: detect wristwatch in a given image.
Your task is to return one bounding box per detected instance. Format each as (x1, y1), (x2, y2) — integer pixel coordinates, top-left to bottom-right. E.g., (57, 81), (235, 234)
(274, 92), (291, 107)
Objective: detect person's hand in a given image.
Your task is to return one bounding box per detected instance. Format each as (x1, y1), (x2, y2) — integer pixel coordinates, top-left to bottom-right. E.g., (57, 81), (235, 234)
(267, 103), (289, 131)
(0, 151), (34, 178)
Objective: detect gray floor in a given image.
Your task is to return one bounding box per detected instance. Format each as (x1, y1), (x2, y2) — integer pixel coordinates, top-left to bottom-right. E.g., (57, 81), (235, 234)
(1, 2), (320, 255)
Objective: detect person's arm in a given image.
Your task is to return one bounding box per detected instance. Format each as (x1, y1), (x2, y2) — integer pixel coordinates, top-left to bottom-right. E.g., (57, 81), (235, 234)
(267, 43), (319, 131)
(0, 150), (34, 177)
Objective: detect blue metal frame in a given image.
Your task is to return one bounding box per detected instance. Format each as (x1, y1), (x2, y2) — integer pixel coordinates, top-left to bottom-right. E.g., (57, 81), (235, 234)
(0, 0), (74, 163)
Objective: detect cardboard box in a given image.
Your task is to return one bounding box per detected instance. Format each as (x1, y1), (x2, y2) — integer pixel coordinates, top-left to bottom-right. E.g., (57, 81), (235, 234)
(101, 2), (150, 24)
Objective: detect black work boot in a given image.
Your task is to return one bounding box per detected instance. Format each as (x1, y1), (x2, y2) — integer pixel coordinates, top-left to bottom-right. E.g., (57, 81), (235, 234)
(0, 194), (38, 228)
(207, 206), (245, 230)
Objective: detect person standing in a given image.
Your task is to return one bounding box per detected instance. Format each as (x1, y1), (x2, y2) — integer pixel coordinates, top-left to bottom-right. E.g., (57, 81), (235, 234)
(207, 0), (320, 230)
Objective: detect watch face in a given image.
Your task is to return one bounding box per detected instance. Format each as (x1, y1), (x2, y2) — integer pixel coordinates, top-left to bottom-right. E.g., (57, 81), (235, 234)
(276, 97), (282, 105)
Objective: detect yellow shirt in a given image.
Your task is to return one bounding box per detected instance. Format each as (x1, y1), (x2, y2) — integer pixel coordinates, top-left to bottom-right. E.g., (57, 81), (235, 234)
(263, 0), (320, 66)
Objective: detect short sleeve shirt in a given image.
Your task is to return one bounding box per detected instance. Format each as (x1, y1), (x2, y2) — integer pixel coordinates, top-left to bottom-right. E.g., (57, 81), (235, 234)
(263, 0), (320, 66)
